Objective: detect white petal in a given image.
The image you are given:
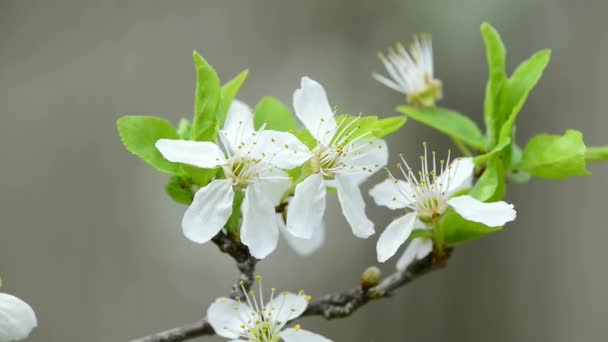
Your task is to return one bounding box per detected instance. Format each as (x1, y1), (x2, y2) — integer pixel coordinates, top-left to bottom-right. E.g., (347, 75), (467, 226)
(280, 215), (326, 256)
(281, 328), (333, 342)
(376, 212), (417, 262)
(286, 174), (326, 239)
(155, 139), (225, 169)
(447, 195), (516, 227)
(339, 138), (388, 176)
(293, 77), (337, 142)
(252, 130), (313, 169)
(336, 174), (375, 238)
(207, 297), (254, 339)
(441, 157), (474, 197)
(182, 179), (234, 244)
(369, 178), (415, 210)
(240, 182), (280, 259)
(265, 292), (308, 327)
(221, 99), (255, 151)
(395, 238), (433, 271)
(0, 293), (37, 341)
(256, 172), (291, 207)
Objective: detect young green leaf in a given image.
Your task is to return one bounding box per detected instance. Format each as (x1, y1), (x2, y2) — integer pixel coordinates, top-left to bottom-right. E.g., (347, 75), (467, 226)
(585, 146), (608, 163)
(441, 208), (502, 245)
(470, 157), (505, 201)
(165, 175), (194, 205)
(397, 106), (487, 151)
(481, 22), (507, 145)
(192, 51), (221, 140)
(217, 69), (249, 126)
(177, 118), (192, 139)
(517, 130), (590, 179)
(225, 190), (245, 234)
(117, 116), (180, 174)
(374, 116), (407, 138)
(474, 137), (511, 166)
(254, 97), (299, 132)
(497, 49), (551, 146)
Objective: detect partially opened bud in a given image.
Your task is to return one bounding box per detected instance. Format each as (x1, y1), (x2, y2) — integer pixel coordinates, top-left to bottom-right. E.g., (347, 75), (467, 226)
(361, 266), (382, 290)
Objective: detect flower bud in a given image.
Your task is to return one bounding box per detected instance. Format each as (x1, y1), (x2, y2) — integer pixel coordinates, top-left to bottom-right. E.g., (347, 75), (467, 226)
(361, 266), (382, 290)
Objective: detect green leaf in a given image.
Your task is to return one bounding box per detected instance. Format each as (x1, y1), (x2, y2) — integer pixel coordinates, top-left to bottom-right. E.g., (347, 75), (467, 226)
(518, 130), (590, 179)
(192, 51), (221, 141)
(497, 49), (551, 146)
(481, 22), (507, 145)
(374, 116), (407, 138)
(165, 175), (194, 205)
(585, 146), (608, 163)
(517, 130), (590, 179)
(182, 165), (219, 187)
(254, 97), (299, 132)
(332, 114), (379, 146)
(296, 129), (317, 150)
(225, 190), (245, 234)
(410, 228), (432, 240)
(117, 116), (180, 174)
(470, 157), (505, 201)
(441, 208), (502, 245)
(217, 69), (249, 126)
(177, 118), (192, 139)
(474, 137), (511, 166)
(397, 106), (486, 151)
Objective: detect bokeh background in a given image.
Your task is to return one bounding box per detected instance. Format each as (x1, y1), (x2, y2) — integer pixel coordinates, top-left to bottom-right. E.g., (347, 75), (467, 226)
(1, 0), (607, 341)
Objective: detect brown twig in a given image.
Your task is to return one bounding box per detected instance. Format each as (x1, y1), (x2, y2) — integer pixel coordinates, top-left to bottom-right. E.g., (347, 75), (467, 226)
(128, 250), (450, 342)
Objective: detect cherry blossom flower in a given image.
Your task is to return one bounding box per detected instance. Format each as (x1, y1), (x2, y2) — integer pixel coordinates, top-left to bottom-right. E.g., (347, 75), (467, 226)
(0, 290), (37, 341)
(370, 146), (516, 262)
(156, 100), (312, 259)
(373, 34), (442, 107)
(207, 276), (332, 342)
(286, 77), (388, 240)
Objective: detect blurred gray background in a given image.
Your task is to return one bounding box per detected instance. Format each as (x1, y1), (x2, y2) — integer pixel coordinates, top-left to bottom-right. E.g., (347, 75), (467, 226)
(1, 0), (607, 341)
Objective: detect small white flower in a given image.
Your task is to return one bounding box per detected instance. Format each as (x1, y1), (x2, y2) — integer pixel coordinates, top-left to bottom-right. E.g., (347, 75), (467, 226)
(207, 277), (332, 342)
(373, 34), (442, 107)
(370, 145), (516, 262)
(286, 77), (388, 240)
(156, 100), (313, 259)
(0, 292), (37, 341)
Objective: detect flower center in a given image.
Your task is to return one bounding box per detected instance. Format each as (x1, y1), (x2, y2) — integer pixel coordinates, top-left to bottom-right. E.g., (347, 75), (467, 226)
(388, 144), (460, 221)
(222, 157), (263, 187)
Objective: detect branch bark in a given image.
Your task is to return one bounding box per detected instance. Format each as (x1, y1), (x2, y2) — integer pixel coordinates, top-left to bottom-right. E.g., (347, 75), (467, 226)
(129, 250), (449, 342)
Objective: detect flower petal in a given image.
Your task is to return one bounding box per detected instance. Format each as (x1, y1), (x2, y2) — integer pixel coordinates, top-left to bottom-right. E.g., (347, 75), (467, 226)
(256, 171), (291, 207)
(265, 292), (308, 327)
(279, 215), (326, 256)
(207, 297), (254, 339)
(376, 212), (418, 262)
(155, 139), (225, 169)
(293, 77), (336, 142)
(281, 328), (333, 342)
(440, 157), (474, 197)
(369, 178), (415, 210)
(447, 195), (516, 227)
(335, 174), (374, 238)
(252, 130), (313, 169)
(221, 99), (255, 151)
(340, 138), (389, 176)
(0, 293), (37, 341)
(240, 182), (280, 259)
(286, 173), (326, 239)
(182, 179), (234, 244)
(395, 237), (433, 271)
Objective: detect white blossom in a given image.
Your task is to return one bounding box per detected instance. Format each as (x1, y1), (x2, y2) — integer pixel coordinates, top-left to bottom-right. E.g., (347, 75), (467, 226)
(156, 100), (313, 259)
(207, 277), (332, 342)
(370, 145), (516, 262)
(286, 77), (388, 241)
(0, 292), (37, 341)
(373, 34), (442, 107)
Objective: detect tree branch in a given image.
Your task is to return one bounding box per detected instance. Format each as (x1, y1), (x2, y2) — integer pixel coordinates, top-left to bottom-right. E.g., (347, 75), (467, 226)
(129, 250), (449, 342)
